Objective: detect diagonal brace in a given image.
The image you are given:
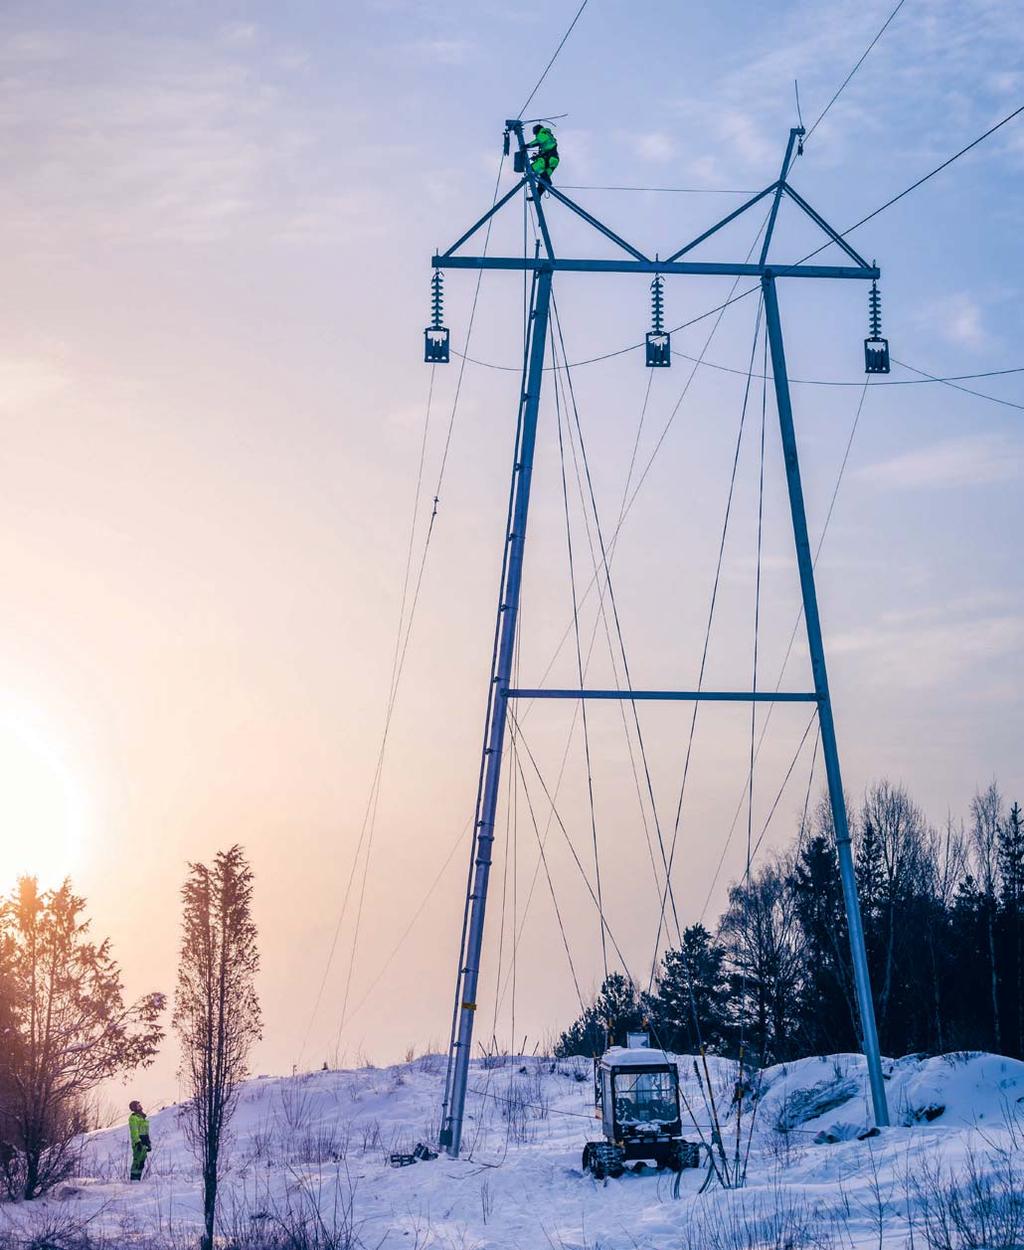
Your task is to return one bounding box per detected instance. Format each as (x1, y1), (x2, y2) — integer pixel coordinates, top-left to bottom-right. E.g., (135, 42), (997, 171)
(664, 183), (777, 263)
(781, 183), (872, 268)
(541, 184), (650, 261)
(442, 179), (527, 258)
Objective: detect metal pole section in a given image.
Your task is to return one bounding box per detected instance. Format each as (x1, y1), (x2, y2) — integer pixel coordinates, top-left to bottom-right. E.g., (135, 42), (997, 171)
(441, 266), (554, 1157)
(761, 273), (890, 1128)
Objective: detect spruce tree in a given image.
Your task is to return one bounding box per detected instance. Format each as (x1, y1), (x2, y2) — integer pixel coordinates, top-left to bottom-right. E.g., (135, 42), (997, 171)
(998, 801), (1024, 1055)
(650, 924), (730, 1054)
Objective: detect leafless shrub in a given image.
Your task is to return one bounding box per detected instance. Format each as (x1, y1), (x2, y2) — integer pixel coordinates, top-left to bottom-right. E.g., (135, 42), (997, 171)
(288, 1124), (350, 1166)
(212, 1164), (361, 1250)
(357, 1118), (384, 1155)
(0, 1209), (111, 1250)
(914, 1150), (1024, 1249)
(763, 1122), (806, 1171)
(415, 1052), (445, 1076)
(556, 1057), (591, 1083)
(678, 1185), (844, 1249)
(495, 1069), (550, 1146)
(479, 1177), (494, 1225)
(277, 1086), (314, 1135)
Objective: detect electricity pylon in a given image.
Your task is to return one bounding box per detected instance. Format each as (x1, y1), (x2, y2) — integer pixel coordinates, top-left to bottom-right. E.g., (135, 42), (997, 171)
(431, 124), (890, 1157)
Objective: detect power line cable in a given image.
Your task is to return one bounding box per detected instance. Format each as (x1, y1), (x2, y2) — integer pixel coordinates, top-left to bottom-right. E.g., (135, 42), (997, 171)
(299, 356), (437, 1065)
(746, 330), (769, 890)
(748, 711), (820, 865)
(555, 353), (668, 915)
(552, 294), (685, 952)
(890, 357), (1024, 412)
(510, 733), (586, 1011)
(453, 287), (759, 373)
(329, 154), (509, 1063)
(671, 355), (1024, 390)
(800, 102), (1024, 261)
(507, 705), (635, 978)
(552, 322), (610, 978)
(805, 0), (909, 141)
(649, 294), (765, 982)
(698, 379), (871, 919)
(336, 818), (469, 1031)
(518, 0), (591, 116)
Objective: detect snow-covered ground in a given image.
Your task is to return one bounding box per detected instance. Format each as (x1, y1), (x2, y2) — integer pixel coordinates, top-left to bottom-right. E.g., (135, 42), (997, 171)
(2, 1050), (1023, 1248)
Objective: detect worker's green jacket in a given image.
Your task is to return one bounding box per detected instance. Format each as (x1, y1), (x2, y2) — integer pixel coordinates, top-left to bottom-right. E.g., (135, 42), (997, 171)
(531, 127), (557, 154)
(129, 1112), (150, 1148)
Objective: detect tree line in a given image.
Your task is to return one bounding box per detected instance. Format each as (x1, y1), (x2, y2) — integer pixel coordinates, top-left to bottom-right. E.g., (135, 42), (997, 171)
(556, 780), (1024, 1066)
(0, 845), (260, 1250)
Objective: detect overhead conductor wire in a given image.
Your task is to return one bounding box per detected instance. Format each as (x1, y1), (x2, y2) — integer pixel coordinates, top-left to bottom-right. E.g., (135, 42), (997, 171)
(312, 150), (508, 1067)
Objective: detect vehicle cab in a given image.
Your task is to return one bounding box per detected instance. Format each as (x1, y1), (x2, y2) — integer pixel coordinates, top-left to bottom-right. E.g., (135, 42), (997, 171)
(583, 1037), (697, 1176)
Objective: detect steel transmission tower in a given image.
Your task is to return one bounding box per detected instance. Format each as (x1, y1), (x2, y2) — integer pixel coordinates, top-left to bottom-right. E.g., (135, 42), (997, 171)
(429, 124), (891, 1156)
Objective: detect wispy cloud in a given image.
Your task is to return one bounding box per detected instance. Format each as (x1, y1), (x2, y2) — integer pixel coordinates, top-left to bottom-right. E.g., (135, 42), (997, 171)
(858, 434), (1024, 489)
(832, 606), (1024, 691)
(635, 132), (676, 163)
(929, 293), (990, 350)
(410, 38), (473, 65)
(0, 24), (388, 247)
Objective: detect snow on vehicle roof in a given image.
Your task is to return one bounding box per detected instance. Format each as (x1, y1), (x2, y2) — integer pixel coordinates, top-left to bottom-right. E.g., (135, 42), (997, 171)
(602, 1046), (674, 1067)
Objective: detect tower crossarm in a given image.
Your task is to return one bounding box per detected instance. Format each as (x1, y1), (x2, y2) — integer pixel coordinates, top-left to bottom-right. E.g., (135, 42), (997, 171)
(433, 255), (879, 280)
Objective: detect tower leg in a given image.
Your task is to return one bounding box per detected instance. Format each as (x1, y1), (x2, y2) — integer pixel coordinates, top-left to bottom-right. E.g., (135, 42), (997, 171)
(761, 274), (890, 1128)
(439, 266), (554, 1156)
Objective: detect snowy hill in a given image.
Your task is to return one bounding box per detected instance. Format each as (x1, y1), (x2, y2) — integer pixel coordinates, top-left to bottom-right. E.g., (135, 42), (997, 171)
(2, 1050), (1023, 1248)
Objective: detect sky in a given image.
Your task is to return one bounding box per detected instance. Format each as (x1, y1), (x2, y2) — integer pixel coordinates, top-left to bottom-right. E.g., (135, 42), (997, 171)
(0, 0), (1022, 1111)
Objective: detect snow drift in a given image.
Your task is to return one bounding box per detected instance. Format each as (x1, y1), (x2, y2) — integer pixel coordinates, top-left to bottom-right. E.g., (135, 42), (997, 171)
(1, 1050), (1023, 1248)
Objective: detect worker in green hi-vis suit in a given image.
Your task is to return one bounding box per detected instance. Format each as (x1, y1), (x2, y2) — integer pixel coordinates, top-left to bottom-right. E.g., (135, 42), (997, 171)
(128, 1100), (152, 1181)
(526, 124), (559, 196)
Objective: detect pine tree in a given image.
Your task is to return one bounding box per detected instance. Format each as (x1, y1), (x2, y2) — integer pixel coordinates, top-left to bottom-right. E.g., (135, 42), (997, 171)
(554, 973), (645, 1057)
(788, 834), (857, 1054)
(0, 878), (164, 1198)
(649, 924), (730, 1054)
(998, 801), (1024, 1055)
(970, 783), (1004, 1051)
(174, 847), (261, 1250)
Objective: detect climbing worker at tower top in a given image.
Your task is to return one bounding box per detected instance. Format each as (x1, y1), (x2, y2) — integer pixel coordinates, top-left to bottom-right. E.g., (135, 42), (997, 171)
(128, 1100), (152, 1182)
(525, 123), (559, 196)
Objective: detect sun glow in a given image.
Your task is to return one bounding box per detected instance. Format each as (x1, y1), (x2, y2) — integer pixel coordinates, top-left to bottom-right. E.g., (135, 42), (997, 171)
(0, 702), (90, 892)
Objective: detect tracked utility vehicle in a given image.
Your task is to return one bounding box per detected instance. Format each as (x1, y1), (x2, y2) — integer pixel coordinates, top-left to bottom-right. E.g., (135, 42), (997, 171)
(582, 1040), (700, 1178)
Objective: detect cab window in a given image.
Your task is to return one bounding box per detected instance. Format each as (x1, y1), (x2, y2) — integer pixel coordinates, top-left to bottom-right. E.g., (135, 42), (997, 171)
(612, 1070), (677, 1124)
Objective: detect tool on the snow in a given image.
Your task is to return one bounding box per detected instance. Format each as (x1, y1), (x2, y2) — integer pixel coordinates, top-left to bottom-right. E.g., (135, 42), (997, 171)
(389, 1142), (438, 1168)
(581, 1042), (700, 1179)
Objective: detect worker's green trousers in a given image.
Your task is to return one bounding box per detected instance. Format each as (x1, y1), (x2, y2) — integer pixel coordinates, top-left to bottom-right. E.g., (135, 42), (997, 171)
(130, 1143), (149, 1181)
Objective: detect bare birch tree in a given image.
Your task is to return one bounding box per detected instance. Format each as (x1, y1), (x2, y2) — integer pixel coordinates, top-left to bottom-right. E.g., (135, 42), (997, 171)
(173, 846), (261, 1250)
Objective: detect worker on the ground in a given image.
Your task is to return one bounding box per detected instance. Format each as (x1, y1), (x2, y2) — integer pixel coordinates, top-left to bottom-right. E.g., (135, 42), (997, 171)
(128, 1100), (152, 1182)
(526, 123), (559, 196)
